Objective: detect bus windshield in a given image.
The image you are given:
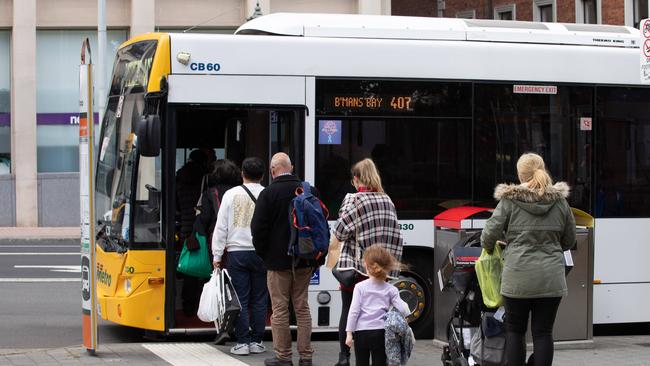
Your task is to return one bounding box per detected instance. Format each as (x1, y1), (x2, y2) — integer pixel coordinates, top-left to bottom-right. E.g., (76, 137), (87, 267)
(95, 40), (161, 250)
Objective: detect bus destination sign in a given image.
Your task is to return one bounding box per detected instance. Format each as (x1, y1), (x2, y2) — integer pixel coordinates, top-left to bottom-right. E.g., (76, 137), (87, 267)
(326, 94), (415, 113)
(316, 80), (473, 118)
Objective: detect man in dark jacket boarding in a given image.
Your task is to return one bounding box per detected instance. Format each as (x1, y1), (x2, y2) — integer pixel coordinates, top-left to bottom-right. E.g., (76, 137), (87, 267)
(251, 152), (319, 366)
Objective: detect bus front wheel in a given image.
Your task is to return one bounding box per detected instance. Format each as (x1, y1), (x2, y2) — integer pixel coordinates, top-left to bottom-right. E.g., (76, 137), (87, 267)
(394, 248), (435, 339)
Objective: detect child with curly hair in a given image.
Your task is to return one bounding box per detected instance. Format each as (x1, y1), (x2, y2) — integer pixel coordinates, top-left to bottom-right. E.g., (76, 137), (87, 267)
(345, 244), (410, 366)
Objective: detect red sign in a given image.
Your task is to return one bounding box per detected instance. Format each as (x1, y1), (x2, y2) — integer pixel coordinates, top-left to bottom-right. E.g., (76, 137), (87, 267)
(643, 19), (650, 39)
(644, 39), (650, 58)
(580, 117), (592, 131)
(513, 85), (558, 95)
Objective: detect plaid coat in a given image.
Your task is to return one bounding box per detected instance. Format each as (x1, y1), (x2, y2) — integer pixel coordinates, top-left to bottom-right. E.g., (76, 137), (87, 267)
(333, 192), (403, 278)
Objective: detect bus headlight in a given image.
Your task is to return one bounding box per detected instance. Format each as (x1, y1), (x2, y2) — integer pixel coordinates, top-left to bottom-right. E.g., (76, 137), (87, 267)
(177, 52), (191, 65)
(317, 291), (331, 305)
(124, 278), (132, 294)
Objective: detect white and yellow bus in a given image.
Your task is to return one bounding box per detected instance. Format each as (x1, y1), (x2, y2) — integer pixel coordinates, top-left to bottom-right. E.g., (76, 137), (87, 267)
(94, 13), (649, 337)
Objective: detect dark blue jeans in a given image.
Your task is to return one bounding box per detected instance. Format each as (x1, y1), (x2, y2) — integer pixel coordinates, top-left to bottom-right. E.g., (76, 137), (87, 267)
(504, 296), (562, 366)
(226, 250), (268, 344)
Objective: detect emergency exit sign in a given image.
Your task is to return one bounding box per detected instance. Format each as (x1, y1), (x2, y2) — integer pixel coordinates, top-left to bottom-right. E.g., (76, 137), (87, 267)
(513, 85), (557, 94)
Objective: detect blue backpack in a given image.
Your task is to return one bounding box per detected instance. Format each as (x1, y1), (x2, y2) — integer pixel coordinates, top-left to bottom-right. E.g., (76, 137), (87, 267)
(288, 182), (330, 260)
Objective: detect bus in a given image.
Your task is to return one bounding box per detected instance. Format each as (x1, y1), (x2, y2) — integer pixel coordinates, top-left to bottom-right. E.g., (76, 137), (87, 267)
(94, 13), (650, 337)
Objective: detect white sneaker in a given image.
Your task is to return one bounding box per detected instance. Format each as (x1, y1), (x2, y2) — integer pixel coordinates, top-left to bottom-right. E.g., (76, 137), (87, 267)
(230, 343), (250, 355)
(249, 341), (266, 354)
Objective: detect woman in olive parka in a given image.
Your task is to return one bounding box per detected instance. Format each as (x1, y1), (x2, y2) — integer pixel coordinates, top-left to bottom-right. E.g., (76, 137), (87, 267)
(481, 153), (576, 366)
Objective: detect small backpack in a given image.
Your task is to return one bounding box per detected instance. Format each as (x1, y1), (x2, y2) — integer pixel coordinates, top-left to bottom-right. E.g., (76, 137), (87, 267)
(288, 182), (330, 260)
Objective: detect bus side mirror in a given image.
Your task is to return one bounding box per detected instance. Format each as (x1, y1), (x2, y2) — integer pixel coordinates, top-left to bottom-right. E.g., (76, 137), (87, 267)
(138, 115), (161, 157)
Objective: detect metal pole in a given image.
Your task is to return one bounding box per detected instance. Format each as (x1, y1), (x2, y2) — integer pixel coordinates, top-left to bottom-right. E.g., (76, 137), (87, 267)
(97, 0), (106, 141)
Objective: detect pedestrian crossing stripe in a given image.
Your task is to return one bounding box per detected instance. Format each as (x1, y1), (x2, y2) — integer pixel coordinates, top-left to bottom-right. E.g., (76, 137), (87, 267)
(143, 343), (249, 366)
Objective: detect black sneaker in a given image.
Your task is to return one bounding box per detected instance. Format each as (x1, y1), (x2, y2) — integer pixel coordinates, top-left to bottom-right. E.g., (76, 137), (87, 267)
(299, 359), (313, 366)
(264, 357), (293, 366)
(213, 332), (229, 345)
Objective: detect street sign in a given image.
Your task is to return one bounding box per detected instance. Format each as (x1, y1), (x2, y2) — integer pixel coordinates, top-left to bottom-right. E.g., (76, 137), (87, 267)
(640, 19), (650, 84)
(79, 38), (98, 354)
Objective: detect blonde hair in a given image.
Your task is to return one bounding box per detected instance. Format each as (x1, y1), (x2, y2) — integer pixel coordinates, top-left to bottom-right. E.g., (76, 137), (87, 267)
(516, 153), (553, 195)
(363, 244), (397, 280)
(351, 158), (384, 193)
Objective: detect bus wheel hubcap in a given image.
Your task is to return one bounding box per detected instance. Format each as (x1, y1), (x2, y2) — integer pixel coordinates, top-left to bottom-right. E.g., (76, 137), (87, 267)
(391, 277), (426, 323)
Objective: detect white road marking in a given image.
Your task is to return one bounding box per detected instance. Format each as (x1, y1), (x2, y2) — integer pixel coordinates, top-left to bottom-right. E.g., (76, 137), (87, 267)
(0, 278), (79, 282)
(0, 252), (79, 255)
(14, 265), (81, 273)
(143, 343), (249, 366)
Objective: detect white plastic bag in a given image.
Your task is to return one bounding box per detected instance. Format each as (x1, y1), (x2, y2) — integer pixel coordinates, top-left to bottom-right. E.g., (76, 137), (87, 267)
(197, 268), (239, 332)
(197, 269), (225, 322)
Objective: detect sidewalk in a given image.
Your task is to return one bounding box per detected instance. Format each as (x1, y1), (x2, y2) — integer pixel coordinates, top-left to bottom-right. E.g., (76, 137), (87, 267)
(0, 227), (79, 245)
(0, 227), (79, 239)
(1, 336), (650, 366)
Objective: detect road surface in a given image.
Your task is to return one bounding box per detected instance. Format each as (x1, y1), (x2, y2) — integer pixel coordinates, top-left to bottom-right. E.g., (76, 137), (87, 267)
(0, 241), (143, 348)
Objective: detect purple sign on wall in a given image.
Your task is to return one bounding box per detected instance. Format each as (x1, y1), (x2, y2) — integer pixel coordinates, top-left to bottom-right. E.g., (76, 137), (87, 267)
(0, 113), (101, 127)
(37, 113), (100, 125)
(318, 120), (342, 145)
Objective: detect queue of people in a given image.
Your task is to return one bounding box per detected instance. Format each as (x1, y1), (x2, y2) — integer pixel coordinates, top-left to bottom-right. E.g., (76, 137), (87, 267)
(176, 149), (574, 366)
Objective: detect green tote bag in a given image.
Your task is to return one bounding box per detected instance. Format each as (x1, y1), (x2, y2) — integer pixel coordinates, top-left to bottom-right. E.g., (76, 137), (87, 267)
(177, 232), (213, 278)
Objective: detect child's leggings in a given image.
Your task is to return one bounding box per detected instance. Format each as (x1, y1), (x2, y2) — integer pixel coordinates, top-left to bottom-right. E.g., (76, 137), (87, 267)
(354, 329), (386, 366)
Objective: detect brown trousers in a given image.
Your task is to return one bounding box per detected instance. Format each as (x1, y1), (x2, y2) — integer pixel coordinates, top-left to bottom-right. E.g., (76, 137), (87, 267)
(267, 268), (314, 361)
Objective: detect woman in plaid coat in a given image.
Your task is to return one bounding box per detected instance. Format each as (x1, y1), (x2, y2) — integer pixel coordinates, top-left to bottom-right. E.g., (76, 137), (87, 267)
(332, 158), (403, 366)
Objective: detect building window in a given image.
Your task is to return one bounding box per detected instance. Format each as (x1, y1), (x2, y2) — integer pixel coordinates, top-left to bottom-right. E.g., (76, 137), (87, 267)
(456, 10), (476, 19)
(584, 0), (598, 23)
(634, 0), (649, 27)
(494, 4), (516, 20)
(0, 31), (9, 174)
(36, 30), (127, 173)
(540, 5), (553, 21)
(500, 11), (514, 20)
(534, 0), (556, 22)
(577, 0), (599, 24)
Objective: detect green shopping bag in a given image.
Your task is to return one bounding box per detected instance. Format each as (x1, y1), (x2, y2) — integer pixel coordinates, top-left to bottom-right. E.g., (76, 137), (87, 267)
(475, 244), (504, 308)
(177, 232), (213, 278)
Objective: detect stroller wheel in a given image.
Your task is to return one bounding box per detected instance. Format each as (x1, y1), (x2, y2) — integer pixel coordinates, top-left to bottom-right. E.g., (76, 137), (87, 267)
(452, 356), (469, 366)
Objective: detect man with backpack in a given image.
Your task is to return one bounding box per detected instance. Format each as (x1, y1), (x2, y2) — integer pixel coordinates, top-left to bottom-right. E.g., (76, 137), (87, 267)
(251, 152), (326, 366)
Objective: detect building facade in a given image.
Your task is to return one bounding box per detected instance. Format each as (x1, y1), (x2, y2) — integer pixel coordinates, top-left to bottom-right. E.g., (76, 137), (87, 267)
(0, 0), (643, 227)
(0, 0), (392, 227)
(432, 0), (643, 27)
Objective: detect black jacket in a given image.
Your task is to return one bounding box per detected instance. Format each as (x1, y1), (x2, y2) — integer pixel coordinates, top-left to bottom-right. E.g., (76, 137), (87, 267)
(194, 183), (234, 238)
(175, 162), (203, 242)
(251, 174), (321, 271)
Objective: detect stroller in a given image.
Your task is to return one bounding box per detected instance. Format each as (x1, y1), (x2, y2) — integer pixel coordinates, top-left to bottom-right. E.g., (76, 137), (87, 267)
(440, 232), (505, 366)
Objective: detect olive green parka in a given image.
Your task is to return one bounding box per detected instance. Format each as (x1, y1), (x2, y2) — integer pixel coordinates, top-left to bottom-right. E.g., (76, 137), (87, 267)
(480, 182), (576, 299)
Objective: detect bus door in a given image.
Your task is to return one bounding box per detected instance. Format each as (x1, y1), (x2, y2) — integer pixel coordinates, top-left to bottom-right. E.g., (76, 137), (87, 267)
(163, 73), (306, 333)
(169, 107), (304, 331)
